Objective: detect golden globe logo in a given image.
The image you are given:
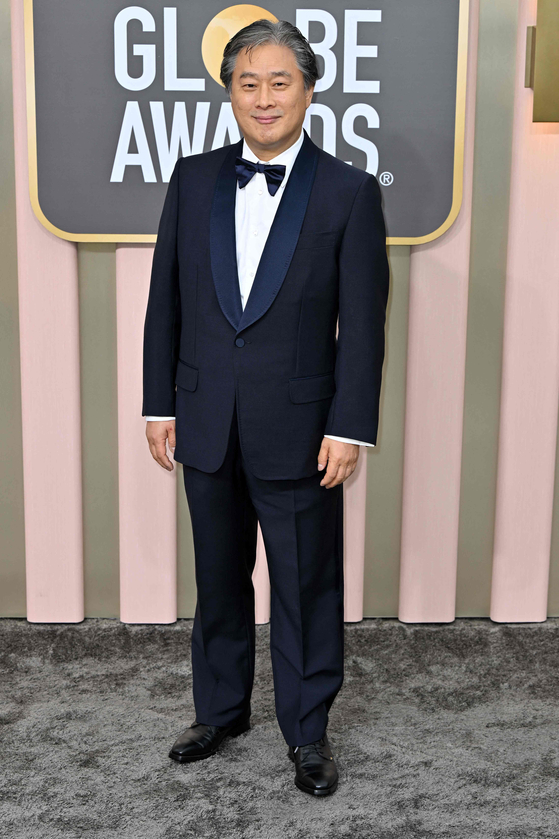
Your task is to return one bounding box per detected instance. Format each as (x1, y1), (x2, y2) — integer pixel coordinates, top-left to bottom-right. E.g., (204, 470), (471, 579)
(25, 0), (467, 243)
(111, 4), (384, 183)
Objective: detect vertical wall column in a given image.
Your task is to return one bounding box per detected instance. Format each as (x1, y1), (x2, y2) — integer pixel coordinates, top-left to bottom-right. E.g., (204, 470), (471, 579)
(548, 430), (559, 615)
(399, 0), (479, 622)
(456, 0), (519, 616)
(343, 454), (368, 622)
(0, 0), (26, 616)
(78, 244), (120, 617)
(363, 245), (410, 617)
(491, 0), (559, 622)
(177, 461), (197, 619)
(253, 528), (271, 624)
(11, 0), (84, 622)
(116, 245), (177, 623)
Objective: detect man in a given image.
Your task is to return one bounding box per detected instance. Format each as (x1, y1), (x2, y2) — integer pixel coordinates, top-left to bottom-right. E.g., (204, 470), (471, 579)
(143, 19), (389, 797)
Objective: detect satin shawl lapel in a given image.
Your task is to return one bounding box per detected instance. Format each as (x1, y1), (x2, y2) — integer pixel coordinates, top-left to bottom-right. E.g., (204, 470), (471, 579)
(209, 137), (245, 331)
(209, 129), (320, 335)
(236, 130), (319, 334)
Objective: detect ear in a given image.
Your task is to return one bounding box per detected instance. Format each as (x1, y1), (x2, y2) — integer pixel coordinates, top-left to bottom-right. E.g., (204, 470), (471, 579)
(305, 84), (315, 107)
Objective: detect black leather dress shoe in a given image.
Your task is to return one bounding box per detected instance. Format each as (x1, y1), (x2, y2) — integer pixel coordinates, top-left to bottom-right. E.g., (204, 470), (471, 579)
(287, 733), (339, 795)
(169, 712), (251, 763)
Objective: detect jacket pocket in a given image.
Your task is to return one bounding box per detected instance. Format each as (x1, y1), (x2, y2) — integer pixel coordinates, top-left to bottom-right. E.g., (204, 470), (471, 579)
(175, 359), (199, 392)
(296, 231), (339, 250)
(289, 371), (336, 404)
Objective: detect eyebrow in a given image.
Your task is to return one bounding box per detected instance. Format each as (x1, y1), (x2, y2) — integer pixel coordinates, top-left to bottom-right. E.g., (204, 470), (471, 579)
(238, 70), (293, 80)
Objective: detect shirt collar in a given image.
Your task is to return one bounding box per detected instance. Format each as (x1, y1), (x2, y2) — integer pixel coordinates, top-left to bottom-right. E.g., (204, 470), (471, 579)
(241, 126), (305, 181)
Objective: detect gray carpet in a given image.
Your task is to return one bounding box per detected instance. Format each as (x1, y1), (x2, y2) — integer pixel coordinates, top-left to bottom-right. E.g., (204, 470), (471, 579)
(1, 618), (559, 838)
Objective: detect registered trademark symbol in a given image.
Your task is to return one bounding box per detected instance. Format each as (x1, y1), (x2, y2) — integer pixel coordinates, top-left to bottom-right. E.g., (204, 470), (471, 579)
(379, 172), (394, 186)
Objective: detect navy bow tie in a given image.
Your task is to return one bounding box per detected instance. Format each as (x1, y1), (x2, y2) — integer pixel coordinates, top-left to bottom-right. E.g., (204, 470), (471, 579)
(235, 156), (286, 196)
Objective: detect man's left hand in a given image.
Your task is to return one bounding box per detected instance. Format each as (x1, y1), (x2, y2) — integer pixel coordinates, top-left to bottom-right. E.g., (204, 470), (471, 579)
(317, 438), (359, 488)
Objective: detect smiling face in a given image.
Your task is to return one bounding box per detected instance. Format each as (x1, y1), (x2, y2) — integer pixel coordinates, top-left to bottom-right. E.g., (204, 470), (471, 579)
(229, 42), (314, 161)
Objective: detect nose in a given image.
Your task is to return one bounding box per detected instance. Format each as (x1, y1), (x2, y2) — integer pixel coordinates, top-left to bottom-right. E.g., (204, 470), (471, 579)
(255, 84), (276, 110)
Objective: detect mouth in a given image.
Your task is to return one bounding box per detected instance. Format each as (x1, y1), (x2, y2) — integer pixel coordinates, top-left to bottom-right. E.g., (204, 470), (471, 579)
(254, 115), (281, 125)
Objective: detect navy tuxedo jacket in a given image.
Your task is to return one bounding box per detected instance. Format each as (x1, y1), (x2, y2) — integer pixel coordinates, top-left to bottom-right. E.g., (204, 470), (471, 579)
(142, 128), (389, 480)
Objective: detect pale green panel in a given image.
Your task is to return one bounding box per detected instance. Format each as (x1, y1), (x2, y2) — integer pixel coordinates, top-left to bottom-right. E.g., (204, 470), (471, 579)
(177, 463), (197, 618)
(363, 245), (410, 617)
(456, 0), (519, 616)
(0, 0), (26, 616)
(78, 244), (120, 618)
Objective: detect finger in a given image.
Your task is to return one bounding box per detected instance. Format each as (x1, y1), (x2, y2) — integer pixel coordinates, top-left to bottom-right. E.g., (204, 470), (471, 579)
(317, 440), (330, 471)
(154, 439), (173, 471)
(327, 457), (356, 487)
(341, 464), (354, 483)
(344, 461), (357, 480)
(160, 454), (173, 471)
(149, 442), (166, 469)
(168, 427), (176, 451)
(148, 440), (159, 463)
(146, 427), (170, 463)
(320, 457), (342, 488)
(322, 467), (343, 488)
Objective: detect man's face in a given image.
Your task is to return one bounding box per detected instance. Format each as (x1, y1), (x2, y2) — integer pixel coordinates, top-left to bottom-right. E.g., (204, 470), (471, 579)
(229, 42), (314, 159)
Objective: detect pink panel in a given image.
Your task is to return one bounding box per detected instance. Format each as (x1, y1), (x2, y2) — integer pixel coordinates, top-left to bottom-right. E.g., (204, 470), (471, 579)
(398, 0), (479, 622)
(343, 450), (368, 622)
(254, 526), (271, 624)
(490, 0), (559, 623)
(11, 0), (84, 622)
(116, 246), (177, 623)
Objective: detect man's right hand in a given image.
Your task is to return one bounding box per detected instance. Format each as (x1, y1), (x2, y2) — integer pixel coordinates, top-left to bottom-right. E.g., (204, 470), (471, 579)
(146, 420), (176, 471)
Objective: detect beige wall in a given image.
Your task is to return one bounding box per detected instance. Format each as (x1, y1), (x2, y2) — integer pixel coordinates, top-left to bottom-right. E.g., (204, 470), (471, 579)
(3, 0), (559, 623)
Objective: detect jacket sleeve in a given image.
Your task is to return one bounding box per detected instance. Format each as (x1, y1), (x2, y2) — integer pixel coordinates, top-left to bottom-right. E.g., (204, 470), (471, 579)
(142, 157), (182, 417)
(324, 173), (389, 445)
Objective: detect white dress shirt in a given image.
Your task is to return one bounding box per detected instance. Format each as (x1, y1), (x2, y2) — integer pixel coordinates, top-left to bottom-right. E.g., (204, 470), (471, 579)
(146, 128), (374, 448)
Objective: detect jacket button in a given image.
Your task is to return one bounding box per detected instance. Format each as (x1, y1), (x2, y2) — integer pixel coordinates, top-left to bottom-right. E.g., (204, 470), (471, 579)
(235, 338), (245, 347)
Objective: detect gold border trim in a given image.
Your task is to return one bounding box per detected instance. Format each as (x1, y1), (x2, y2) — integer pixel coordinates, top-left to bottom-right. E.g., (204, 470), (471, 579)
(24, 0), (469, 245)
(24, 0), (156, 243)
(391, 0), (470, 245)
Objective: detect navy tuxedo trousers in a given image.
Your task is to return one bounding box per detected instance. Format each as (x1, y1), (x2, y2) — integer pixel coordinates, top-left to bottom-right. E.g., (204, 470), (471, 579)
(182, 395), (345, 747)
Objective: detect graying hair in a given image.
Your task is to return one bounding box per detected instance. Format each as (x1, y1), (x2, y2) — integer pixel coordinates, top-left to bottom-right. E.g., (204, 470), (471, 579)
(220, 19), (319, 94)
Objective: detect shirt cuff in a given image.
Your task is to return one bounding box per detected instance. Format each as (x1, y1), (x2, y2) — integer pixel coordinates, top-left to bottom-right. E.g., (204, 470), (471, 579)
(143, 423), (374, 449)
(324, 434), (375, 447)
(145, 416), (176, 421)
